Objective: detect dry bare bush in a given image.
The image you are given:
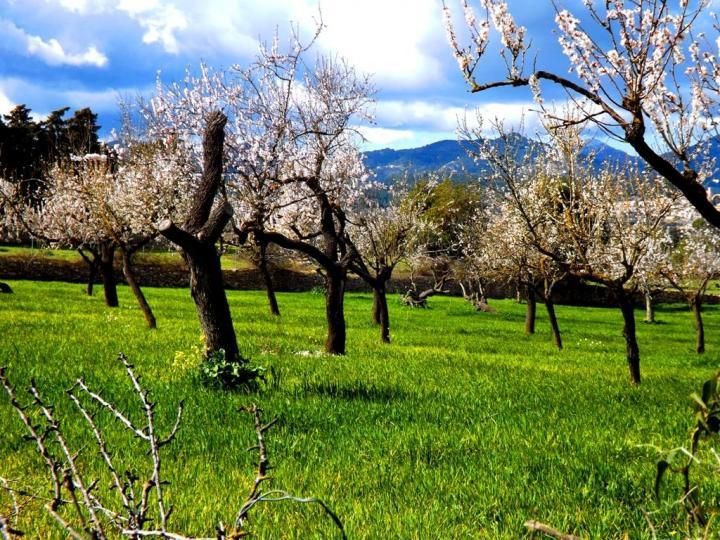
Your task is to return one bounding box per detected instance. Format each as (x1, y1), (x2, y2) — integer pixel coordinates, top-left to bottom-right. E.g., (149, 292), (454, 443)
(0, 353), (345, 539)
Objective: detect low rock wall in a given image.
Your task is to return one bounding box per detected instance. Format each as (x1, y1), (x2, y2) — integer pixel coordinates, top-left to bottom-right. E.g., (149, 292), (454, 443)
(1, 255), (717, 307)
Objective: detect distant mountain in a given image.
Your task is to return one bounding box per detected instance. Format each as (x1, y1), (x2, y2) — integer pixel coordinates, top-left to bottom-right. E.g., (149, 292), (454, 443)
(363, 136), (643, 183)
(362, 140), (480, 183)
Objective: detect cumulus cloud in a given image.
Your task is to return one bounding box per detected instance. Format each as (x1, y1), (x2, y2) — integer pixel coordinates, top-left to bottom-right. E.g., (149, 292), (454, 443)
(375, 99), (541, 134)
(357, 126), (415, 147)
(0, 19), (107, 67)
(288, 0), (445, 89)
(0, 76), (151, 119)
(0, 89), (16, 115)
(117, 0), (188, 54)
(45, 0), (446, 85)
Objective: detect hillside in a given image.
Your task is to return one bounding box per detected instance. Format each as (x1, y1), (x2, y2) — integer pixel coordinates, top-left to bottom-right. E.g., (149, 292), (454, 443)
(363, 136), (643, 183)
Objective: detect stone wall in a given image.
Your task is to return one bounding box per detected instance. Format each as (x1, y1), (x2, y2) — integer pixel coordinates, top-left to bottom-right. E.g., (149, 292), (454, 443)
(1, 254), (717, 306)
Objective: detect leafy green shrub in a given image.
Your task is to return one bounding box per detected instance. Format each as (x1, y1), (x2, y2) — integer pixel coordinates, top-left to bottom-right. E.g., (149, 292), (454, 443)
(656, 372), (720, 535)
(198, 349), (265, 390)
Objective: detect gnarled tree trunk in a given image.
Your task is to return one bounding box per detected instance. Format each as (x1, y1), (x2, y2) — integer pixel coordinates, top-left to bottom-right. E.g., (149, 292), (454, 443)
(618, 291), (641, 384)
(99, 242), (118, 308)
(78, 248), (99, 296)
(186, 241), (239, 360)
(373, 281), (390, 343)
(690, 295), (705, 354)
(121, 248), (156, 329)
(159, 111), (244, 366)
(372, 287), (382, 325)
(325, 270), (347, 354)
(644, 291), (655, 323)
(258, 240), (280, 316)
(543, 298), (562, 350)
(524, 285), (536, 335)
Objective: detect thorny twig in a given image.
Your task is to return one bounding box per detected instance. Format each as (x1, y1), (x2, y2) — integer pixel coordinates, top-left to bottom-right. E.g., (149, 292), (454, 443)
(524, 520), (581, 540)
(1, 355), (345, 539)
(233, 404), (346, 539)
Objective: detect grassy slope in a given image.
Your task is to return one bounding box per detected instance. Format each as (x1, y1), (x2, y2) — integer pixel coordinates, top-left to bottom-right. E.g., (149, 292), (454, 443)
(0, 280), (718, 538)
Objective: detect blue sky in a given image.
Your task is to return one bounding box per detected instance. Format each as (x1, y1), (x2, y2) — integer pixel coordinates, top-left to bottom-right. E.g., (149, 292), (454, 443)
(0, 0), (590, 151)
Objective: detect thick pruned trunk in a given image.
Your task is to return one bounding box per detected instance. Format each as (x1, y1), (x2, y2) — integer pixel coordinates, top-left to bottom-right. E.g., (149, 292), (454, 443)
(258, 241), (280, 316)
(373, 281), (390, 343)
(544, 298), (563, 350)
(525, 285), (536, 335)
(99, 242), (118, 308)
(159, 111), (244, 367)
(187, 243), (240, 361)
(690, 296), (705, 354)
(325, 270), (347, 354)
(618, 291), (641, 385)
(644, 291), (655, 323)
(121, 248), (156, 329)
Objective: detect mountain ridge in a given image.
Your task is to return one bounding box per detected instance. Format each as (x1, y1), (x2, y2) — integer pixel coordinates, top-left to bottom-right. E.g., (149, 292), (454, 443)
(362, 136), (643, 183)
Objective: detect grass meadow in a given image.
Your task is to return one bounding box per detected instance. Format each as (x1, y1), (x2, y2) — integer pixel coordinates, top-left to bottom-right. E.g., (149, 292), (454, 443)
(1, 280), (719, 538)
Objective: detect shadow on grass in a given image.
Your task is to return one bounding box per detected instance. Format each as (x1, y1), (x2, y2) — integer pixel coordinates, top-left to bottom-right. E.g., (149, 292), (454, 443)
(295, 378), (410, 402)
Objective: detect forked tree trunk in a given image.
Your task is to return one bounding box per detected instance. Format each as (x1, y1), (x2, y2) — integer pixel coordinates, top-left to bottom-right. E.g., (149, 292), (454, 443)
(325, 271), (347, 354)
(644, 291), (655, 323)
(373, 281), (390, 343)
(187, 243), (239, 361)
(121, 248), (156, 329)
(618, 292), (641, 384)
(258, 241), (280, 316)
(690, 296), (705, 354)
(159, 111), (244, 366)
(525, 285), (536, 335)
(544, 298), (563, 350)
(99, 242), (118, 308)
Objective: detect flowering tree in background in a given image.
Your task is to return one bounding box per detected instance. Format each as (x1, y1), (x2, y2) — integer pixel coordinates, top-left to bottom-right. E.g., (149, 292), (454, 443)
(13, 130), (193, 328)
(7, 154), (122, 307)
(467, 115), (676, 383)
(346, 185), (418, 343)
(148, 28), (373, 355)
(658, 203), (720, 353)
(443, 0), (720, 230)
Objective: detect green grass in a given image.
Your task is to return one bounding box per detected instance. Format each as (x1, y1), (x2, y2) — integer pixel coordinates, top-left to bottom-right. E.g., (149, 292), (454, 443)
(0, 280), (718, 538)
(0, 244), (256, 270)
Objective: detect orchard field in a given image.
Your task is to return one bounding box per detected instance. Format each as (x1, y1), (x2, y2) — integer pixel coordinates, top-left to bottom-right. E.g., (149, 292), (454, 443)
(1, 280), (718, 538)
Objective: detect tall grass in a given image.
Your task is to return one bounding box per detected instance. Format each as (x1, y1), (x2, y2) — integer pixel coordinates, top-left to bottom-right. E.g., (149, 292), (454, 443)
(0, 280), (717, 538)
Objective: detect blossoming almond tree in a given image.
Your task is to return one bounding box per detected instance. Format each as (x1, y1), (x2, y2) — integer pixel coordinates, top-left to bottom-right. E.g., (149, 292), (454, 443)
(443, 0), (720, 230)
(148, 28), (373, 355)
(469, 116), (677, 383)
(31, 135), (193, 328)
(6, 155), (122, 307)
(346, 185), (418, 343)
(658, 202), (720, 353)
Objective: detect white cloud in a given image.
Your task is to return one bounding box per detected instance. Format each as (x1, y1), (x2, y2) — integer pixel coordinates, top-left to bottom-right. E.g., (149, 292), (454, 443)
(289, 0), (444, 89)
(45, 0), (446, 85)
(44, 0), (188, 54)
(375, 99), (541, 134)
(0, 19), (108, 67)
(117, 0), (188, 54)
(0, 77), (151, 117)
(0, 89), (16, 115)
(357, 126), (415, 147)
(56, 0), (92, 12)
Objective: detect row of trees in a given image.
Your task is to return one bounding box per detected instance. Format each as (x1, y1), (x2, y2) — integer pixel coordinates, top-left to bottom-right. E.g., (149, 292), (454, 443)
(3, 10), (720, 387)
